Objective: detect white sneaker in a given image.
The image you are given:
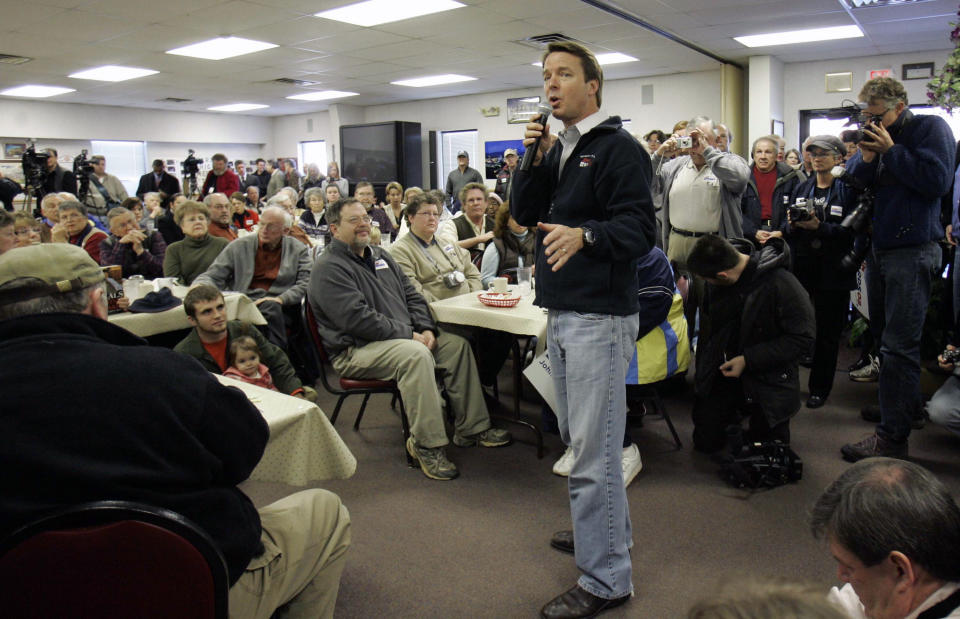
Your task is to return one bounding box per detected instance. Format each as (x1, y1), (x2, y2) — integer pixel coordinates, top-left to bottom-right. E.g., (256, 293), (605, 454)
(621, 443), (643, 487)
(849, 355), (880, 382)
(552, 446), (575, 476)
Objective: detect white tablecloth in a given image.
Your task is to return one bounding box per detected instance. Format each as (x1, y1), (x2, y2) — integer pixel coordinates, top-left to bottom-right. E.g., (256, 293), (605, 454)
(216, 374), (357, 485)
(429, 288), (547, 354)
(109, 289), (266, 338)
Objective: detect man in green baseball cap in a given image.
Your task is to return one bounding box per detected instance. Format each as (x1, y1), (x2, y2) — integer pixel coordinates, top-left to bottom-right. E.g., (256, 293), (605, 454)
(0, 244), (106, 314)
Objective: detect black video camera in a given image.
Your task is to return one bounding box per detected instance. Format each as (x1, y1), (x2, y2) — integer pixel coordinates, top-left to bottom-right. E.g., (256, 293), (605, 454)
(838, 100), (884, 145)
(20, 144), (49, 190)
(73, 150), (94, 204)
(720, 439), (803, 489)
(181, 149), (203, 177)
(831, 166), (875, 271)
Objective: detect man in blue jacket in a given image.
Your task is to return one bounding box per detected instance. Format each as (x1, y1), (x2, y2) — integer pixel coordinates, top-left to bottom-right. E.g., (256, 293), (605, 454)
(841, 77), (956, 462)
(512, 41), (655, 619)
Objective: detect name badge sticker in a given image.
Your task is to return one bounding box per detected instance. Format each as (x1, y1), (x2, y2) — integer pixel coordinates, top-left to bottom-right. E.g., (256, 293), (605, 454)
(374, 259), (389, 270)
(443, 244), (455, 253)
(830, 205), (843, 217)
(703, 175), (720, 188)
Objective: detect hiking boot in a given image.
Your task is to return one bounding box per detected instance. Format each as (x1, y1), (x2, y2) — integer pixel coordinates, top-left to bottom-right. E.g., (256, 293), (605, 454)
(841, 433), (908, 463)
(552, 446), (575, 476)
(452, 427), (512, 448)
(849, 355), (879, 382)
(406, 437), (459, 480)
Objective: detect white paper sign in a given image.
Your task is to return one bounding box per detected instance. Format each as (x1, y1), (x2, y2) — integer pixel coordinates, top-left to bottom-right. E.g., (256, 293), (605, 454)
(522, 350), (558, 413)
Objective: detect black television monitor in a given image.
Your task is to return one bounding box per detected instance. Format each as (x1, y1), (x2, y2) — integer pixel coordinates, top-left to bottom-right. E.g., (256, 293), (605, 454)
(341, 123), (398, 183)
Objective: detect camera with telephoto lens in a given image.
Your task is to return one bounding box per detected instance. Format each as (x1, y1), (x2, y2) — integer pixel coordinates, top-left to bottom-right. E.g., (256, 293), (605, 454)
(442, 270), (466, 289)
(181, 149), (203, 176)
(20, 143), (49, 190)
(838, 99), (885, 145)
(719, 435), (803, 489)
(942, 347), (960, 365)
(788, 197), (814, 223)
(72, 149), (94, 204)
(676, 136), (693, 150)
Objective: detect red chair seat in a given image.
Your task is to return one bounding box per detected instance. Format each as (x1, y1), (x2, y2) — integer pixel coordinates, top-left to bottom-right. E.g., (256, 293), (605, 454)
(339, 377), (397, 390)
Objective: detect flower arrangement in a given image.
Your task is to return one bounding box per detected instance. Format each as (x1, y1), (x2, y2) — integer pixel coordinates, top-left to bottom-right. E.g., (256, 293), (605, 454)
(927, 7), (960, 111)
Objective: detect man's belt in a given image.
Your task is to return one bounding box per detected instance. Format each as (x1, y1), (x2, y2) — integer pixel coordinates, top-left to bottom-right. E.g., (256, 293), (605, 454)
(761, 219), (773, 227)
(671, 226), (717, 238)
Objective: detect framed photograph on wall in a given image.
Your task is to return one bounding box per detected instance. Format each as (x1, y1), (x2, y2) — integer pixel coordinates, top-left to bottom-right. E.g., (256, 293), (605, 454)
(902, 62), (934, 80)
(771, 119), (785, 138)
(4, 143), (26, 159)
(0, 160), (26, 184)
(484, 140), (525, 179)
(507, 96), (542, 124)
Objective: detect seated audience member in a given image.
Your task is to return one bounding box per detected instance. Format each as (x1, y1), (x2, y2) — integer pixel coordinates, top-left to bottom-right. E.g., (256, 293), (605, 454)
(0, 211), (14, 255)
(163, 200), (229, 285)
(354, 181), (394, 237)
(12, 212), (41, 248)
(0, 244), (351, 618)
(741, 135), (802, 247)
(157, 192), (186, 245)
(224, 335), (279, 391)
(38, 192), (64, 242)
(688, 579), (848, 619)
(51, 201), (108, 263)
(404, 186), (424, 205)
(230, 191), (259, 231)
(687, 235), (814, 453)
(811, 458), (960, 619)
(321, 161), (349, 198)
(308, 198), (511, 480)
(267, 193), (311, 247)
(280, 186), (302, 216)
(0, 168), (22, 212)
(245, 184), (264, 211)
(175, 285), (305, 397)
(140, 192), (164, 233)
(480, 201), (536, 288)
(201, 153), (240, 198)
(194, 206), (312, 349)
(383, 181), (405, 230)
(441, 182), (495, 263)
(784, 135), (857, 409)
(300, 187), (329, 240)
(99, 206), (166, 278)
(205, 192), (238, 241)
(486, 192), (503, 218)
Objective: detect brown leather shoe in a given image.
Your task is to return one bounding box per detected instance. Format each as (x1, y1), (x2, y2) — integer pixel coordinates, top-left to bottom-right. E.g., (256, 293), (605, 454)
(540, 585), (631, 619)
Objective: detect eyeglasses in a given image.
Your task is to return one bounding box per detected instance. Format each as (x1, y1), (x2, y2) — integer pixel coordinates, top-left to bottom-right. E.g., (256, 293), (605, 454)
(415, 211), (440, 219)
(344, 215), (373, 225)
(809, 152), (835, 159)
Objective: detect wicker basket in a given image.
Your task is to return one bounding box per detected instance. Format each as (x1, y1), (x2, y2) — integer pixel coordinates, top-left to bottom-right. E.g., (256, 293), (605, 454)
(478, 292), (521, 308)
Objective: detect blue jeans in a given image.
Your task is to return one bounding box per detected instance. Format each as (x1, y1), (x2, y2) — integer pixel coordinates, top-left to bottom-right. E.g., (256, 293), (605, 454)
(866, 242), (941, 442)
(548, 310), (639, 600)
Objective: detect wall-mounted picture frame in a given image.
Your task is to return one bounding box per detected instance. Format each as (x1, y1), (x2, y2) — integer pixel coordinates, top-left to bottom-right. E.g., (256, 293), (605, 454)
(507, 96), (542, 124)
(902, 62), (934, 80)
(484, 140), (525, 179)
(771, 119), (785, 138)
(4, 143), (26, 158)
(0, 160), (26, 184)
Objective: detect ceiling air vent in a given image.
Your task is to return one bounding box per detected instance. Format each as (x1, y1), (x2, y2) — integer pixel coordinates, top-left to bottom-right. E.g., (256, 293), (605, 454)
(513, 33), (580, 50)
(157, 97), (191, 103)
(844, 0), (936, 7)
(270, 78), (321, 87)
(0, 54), (32, 65)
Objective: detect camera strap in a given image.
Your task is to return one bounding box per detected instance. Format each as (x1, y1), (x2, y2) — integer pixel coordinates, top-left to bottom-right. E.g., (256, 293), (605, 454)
(416, 237), (460, 274)
(89, 175), (116, 206)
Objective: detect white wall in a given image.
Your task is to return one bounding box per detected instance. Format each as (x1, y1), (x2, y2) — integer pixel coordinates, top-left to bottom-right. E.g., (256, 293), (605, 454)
(783, 49), (952, 148)
(269, 70), (723, 189)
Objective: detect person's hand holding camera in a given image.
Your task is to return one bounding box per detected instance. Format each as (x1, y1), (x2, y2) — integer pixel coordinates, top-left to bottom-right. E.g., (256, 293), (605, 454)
(655, 136), (680, 158)
(789, 210), (820, 231)
(939, 344), (957, 372)
(858, 120), (894, 161)
(688, 129), (709, 157)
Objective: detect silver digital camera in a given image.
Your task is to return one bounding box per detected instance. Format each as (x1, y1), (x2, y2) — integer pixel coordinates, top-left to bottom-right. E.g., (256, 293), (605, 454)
(442, 270), (466, 288)
(676, 136), (693, 149)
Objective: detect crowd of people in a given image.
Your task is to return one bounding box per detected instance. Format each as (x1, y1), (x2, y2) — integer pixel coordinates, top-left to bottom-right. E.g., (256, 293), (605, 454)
(2, 49), (960, 617)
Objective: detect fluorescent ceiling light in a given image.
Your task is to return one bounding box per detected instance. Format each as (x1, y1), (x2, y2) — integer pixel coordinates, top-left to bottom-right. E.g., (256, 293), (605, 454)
(391, 74), (476, 87)
(532, 52), (638, 68)
(208, 103), (269, 112)
(166, 36), (277, 60)
(0, 85), (75, 98)
(286, 90), (359, 101)
(69, 65), (158, 82)
(735, 25), (863, 48)
(316, 0), (465, 27)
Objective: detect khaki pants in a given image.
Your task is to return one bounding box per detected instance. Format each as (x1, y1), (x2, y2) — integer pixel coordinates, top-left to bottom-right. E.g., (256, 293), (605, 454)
(667, 231), (706, 334)
(229, 489), (351, 619)
(332, 332), (491, 448)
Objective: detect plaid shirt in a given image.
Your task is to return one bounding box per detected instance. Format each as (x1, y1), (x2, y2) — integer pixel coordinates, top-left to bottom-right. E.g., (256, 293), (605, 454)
(100, 231), (167, 278)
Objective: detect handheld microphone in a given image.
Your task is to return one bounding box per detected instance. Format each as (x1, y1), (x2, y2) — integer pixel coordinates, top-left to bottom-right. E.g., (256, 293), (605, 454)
(520, 103), (554, 172)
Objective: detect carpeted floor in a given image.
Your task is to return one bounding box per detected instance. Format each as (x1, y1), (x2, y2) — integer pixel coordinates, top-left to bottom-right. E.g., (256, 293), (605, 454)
(240, 345), (960, 618)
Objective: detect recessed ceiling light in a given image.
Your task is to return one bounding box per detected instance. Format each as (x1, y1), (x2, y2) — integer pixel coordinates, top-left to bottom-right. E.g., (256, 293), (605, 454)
(208, 103), (270, 112)
(69, 65), (158, 82)
(315, 0), (465, 27)
(391, 74), (476, 87)
(532, 52), (638, 68)
(735, 25), (863, 48)
(0, 85), (75, 98)
(166, 37), (278, 60)
(286, 90), (359, 101)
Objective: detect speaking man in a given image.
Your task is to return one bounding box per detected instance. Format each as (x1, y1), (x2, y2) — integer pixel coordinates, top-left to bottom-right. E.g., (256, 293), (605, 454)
(511, 41), (656, 618)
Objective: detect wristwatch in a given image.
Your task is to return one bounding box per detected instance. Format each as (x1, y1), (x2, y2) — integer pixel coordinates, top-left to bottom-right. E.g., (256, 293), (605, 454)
(581, 226), (597, 247)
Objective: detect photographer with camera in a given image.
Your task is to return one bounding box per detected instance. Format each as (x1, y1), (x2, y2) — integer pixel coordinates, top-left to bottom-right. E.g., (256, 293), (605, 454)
(784, 135), (857, 409)
(84, 155), (128, 217)
(839, 77), (956, 462)
(37, 148), (77, 198)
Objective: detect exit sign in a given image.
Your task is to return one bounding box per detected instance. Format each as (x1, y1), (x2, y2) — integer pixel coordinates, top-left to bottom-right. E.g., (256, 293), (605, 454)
(869, 69), (893, 79)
